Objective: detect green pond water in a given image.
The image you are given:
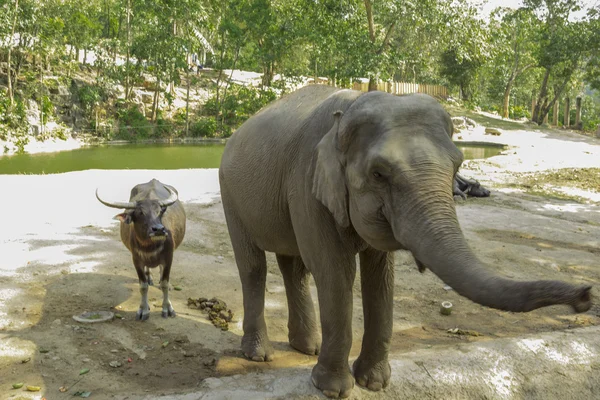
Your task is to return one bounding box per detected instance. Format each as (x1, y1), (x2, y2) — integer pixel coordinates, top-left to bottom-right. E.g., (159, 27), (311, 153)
(0, 142), (504, 175)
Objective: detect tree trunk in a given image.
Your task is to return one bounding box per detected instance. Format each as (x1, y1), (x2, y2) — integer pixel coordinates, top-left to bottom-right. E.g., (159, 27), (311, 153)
(185, 45), (191, 137)
(124, 0), (131, 102)
(368, 76), (378, 92)
(532, 68), (551, 124)
(7, 0), (19, 106)
(502, 73), (516, 119)
(221, 46), (240, 130)
(151, 77), (161, 122)
(214, 32), (226, 126)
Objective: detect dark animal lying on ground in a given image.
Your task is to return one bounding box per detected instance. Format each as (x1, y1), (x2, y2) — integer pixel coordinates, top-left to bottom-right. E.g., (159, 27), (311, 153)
(453, 172), (491, 199)
(96, 179), (186, 320)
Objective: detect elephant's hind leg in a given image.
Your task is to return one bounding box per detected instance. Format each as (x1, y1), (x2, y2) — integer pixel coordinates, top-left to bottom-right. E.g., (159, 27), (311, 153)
(276, 254), (321, 356)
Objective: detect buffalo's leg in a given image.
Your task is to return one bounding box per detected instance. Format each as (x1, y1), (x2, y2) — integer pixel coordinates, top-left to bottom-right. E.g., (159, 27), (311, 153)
(159, 261), (176, 318)
(455, 172), (490, 198)
(222, 199), (273, 362)
(145, 266), (154, 286)
(353, 248), (394, 391)
(452, 176), (467, 199)
(276, 254), (320, 355)
(133, 257), (151, 321)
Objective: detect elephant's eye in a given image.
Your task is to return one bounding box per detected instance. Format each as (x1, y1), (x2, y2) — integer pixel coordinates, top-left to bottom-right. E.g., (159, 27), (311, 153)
(372, 171), (383, 179)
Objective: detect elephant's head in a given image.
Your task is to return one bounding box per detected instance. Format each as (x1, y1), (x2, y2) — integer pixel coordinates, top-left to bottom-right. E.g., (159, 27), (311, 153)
(312, 91), (591, 313)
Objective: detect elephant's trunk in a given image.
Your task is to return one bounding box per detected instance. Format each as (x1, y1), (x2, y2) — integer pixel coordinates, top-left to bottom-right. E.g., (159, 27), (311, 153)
(392, 193), (592, 313)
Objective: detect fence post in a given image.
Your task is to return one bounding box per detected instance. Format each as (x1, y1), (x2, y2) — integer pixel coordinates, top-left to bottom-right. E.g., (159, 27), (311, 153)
(564, 97), (570, 127)
(575, 96), (582, 129)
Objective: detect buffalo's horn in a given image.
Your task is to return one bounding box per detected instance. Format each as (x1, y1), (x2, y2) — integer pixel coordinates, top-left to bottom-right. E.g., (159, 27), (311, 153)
(158, 186), (178, 207)
(95, 188), (136, 209)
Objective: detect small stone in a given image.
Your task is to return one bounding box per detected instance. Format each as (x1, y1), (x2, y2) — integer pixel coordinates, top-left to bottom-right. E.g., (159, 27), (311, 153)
(82, 358), (91, 363)
(443, 285), (453, 291)
(51, 319), (61, 326)
(203, 377), (223, 389)
(110, 349), (119, 353)
(109, 361), (122, 368)
(484, 127), (502, 136)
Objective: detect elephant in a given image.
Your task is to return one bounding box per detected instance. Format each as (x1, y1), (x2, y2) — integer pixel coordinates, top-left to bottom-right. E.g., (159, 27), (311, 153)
(218, 85), (592, 398)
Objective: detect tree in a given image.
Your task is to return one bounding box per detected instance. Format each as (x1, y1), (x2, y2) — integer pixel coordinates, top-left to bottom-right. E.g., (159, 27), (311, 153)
(488, 7), (538, 118)
(438, 0), (490, 101)
(525, 0), (597, 125)
(6, 0), (19, 106)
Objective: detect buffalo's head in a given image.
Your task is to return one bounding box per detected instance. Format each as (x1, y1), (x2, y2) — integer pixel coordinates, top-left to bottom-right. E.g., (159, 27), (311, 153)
(95, 187), (178, 243)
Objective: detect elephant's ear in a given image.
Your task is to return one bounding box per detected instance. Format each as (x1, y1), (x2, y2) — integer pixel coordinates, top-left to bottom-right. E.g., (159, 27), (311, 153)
(312, 110), (349, 228)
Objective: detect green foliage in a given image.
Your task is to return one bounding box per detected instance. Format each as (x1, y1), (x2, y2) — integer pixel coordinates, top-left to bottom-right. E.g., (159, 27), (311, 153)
(190, 117), (218, 138)
(203, 84), (277, 131)
(78, 85), (105, 113)
(40, 95), (54, 124)
(581, 94), (600, 131)
(115, 106), (153, 140)
(0, 91), (29, 153)
(509, 105), (531, 120)
(2, 0), (600, 141)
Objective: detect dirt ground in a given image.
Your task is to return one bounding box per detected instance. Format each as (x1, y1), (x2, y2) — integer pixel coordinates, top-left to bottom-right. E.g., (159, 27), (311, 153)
(1, 124), (599, 400)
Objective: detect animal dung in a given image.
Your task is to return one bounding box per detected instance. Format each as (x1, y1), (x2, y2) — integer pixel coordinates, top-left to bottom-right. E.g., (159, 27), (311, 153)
(187, 297), (234, 331)
(440, 301), (453, 316)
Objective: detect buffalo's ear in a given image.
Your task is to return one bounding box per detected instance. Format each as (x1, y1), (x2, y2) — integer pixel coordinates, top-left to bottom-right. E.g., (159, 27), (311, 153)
(114, 211), (133, 224)
(312, 110), (349, 228)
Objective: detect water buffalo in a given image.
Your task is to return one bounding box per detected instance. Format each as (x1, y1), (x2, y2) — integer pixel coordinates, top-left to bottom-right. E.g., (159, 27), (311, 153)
(96, 179), (186, 320)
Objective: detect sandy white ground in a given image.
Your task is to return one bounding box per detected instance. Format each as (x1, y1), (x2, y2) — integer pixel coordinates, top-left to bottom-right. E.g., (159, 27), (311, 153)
(0, 124), (599, 400)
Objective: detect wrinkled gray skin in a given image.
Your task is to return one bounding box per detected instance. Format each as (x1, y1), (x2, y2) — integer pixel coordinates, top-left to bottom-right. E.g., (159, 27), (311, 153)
(218, 85), (592, 398)
(96, 179), (186, 321)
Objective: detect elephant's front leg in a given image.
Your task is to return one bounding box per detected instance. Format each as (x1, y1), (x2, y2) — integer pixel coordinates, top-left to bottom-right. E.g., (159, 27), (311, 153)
(353, 248), (394, 391)
(276, 254), (320, 355)
(309, 253), (356, 399)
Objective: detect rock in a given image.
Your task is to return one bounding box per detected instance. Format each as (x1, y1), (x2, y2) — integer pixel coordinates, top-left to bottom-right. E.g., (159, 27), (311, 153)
(51, 319), (61, 327)
(451, 116), (466, 129)
(485, 127), (502, 136)
(57, 85), (70, 97)
(141, 93), (154, 104)
(202, 377), (223, 389)
(596, 125), (600, 139)
(109, 360), (122, 368)
(464, 117), (477, 128)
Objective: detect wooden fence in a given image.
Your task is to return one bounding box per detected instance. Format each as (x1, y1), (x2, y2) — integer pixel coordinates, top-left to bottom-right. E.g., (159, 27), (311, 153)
(352, 81), (448, 98)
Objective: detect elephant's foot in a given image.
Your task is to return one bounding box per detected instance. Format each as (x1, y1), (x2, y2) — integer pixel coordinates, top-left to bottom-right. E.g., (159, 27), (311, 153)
(135, 306), (150, 321)
(241, 331), (274, 362)
(311, 362), (354, 398)
(289, 329), (321, 355)
(352, 357), (391, 391)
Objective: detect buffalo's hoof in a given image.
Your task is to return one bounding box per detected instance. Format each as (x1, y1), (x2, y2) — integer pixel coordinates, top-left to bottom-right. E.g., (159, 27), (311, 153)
(162, 308), (176, 318)
(136, 308), (150, 321)
(148, 277), (154, 286)
(311, 362), (354, 398)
